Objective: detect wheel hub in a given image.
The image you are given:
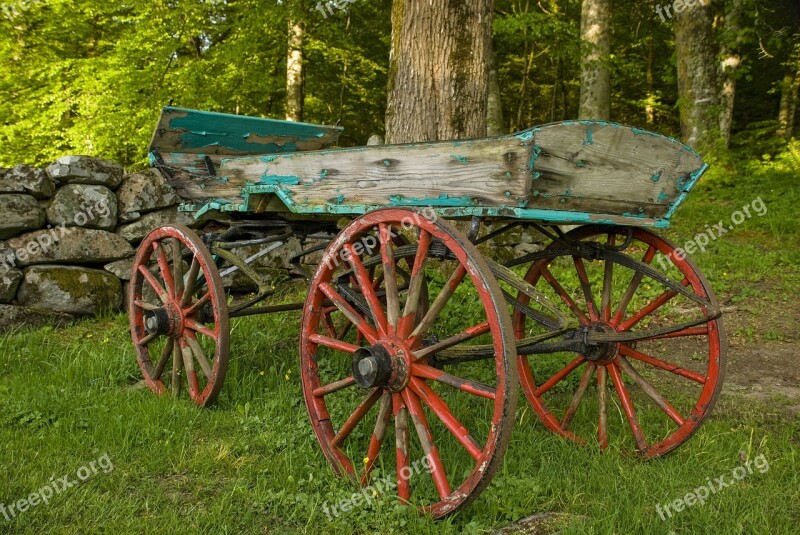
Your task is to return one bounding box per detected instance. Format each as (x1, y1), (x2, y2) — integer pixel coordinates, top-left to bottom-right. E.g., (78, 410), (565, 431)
(582, 322), (619, 364)
(144, 303), (184, 338)
(351, 339), (411, 391)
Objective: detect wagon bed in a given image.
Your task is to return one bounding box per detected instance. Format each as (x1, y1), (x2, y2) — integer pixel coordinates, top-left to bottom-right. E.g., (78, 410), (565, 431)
(150, 107), (707, 227)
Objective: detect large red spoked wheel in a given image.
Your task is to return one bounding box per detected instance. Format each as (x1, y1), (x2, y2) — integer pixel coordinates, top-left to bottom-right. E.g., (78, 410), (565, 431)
(129, 225), (230, 407)
(300, 208), (518, 518)
(512, 225), (725, 457)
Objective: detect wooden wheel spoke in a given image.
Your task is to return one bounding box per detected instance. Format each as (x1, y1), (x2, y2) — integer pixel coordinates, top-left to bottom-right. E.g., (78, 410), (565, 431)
(319, 282), (379, 344)
(139, 265), (169, 303)
(619, 344), (706, 384)
(152, 338), (174, 380)
(612, 245), (656, 324)
(379, 224), (401, 334)
(540, 265), (590, 324)
(409, 264), (467, 345)
(180, 258), (201, 307)
(409, 377), (483, 462)
(312, 376), (357, 398)
(171, 238), (184, 297)
(180, 339), (200, 399)
(560, 362), (595, 430)
(134, 299), (160, 312)
(412, 363), (496, 400)
(185, 333), (213, 379)
(413, 321), (490, 362)
(393, 394), (411, 501)
(618, 278), (689, 331)
(185, 319), (218, 341)
(608, 362), (648, 451)
(360, 393), (392, 485)
(573, 256), (599, 321)
(597, 364), (608, 449)
(330, 389), (382, 448)
(137, 331), (159, 347)
(345, 243), (389, 334)
(616, 357), (685, 426)
(534, 356), (585, 397)
(600, 233), (616, 321)
(399, 230), (432, 338)
(309, 333), (360, 354)
(171, 341), (183, 396)
(153, 243), (176, 299)
(401, 389), (452, 500)
(185, 292), (211, 317)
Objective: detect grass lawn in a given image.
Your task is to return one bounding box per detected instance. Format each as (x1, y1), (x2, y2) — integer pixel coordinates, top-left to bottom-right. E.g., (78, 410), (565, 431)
(1, 161), (798, 534)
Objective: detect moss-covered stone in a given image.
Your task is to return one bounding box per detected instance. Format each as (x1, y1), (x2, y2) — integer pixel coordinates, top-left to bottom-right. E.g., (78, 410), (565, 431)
(17, 266), (122, 316)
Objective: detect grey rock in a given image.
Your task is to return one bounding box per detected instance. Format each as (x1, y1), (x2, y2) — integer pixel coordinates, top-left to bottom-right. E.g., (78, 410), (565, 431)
(116, 169), (179, 218)
(7, 228), (133, 267)
(46, 156), (124, 189)
(0, 267), (22, 303)
(46, 184), (118, 231)
(104, 258), (135, 280)
(0, 304), (74, 334)
(0, 165), (56, 199)
(0, 195), (46, 239)
(118, 211), (142, 224)
(115, 207), (192, 243)
(17, 265), (123, 316)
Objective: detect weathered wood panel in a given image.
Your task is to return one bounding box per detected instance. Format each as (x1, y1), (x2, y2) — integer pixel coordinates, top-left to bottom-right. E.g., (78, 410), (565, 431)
(148, 107), (343, 156)
(151, 117), (706, 223)
(525, 121), (705, 218)
(168, 137), (535, 209)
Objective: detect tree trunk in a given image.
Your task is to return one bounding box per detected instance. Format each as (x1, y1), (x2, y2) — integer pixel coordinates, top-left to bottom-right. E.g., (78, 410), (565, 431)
(645, 34), (656, 126)
(578, 0), (612, 121)
(286, 18), (305, 122)
(487, 47), (505, 136)
(718, 0), (744, 148)
(674, 4), (718, 149)
(777, 71), (800, 139)
(385, 0), (494, 144)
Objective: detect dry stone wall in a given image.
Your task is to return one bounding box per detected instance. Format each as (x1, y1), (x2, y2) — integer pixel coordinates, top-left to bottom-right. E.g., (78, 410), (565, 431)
(0, 157), (192, 331)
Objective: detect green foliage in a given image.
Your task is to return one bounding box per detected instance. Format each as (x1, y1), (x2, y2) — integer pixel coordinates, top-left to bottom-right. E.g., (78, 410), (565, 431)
(0, 0), (391, 168)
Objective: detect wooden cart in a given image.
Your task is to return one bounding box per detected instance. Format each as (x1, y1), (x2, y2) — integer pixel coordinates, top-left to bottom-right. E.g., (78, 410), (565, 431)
(129, 107), (726, 518)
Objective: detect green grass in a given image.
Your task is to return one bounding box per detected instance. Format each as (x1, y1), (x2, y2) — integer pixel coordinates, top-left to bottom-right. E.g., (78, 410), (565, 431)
(1, 161), (799, 534)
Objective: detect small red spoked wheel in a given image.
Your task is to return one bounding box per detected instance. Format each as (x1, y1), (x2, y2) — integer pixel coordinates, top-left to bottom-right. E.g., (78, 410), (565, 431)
(300, 208), (518, 518)
(512, 225), (725, 457)
(129, 225), (230, 407)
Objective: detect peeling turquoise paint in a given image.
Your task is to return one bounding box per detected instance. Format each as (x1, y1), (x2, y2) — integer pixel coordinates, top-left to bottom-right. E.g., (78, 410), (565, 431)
(330, 195), (346, 204)
(665, 163), (709, 219)
(657, 191), (669, 202)
(259, 175), (301, 186)
(319, 169), (330, 179)
(583, 126), (594, 146)
(576, 160), (586, 168)
(651, 171), (663, 182)
(163, 107), (341, 154)
(450, 155), (469, 164)
(383, 160), (392, 167)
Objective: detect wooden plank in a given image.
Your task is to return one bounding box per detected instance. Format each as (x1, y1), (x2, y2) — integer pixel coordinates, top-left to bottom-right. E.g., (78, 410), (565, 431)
(170, 136), (535, 209)
(148, 107), (343, 156)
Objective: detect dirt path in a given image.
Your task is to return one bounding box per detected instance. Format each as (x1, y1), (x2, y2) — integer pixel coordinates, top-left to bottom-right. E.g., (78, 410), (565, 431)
(718, 296), (800, 415)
